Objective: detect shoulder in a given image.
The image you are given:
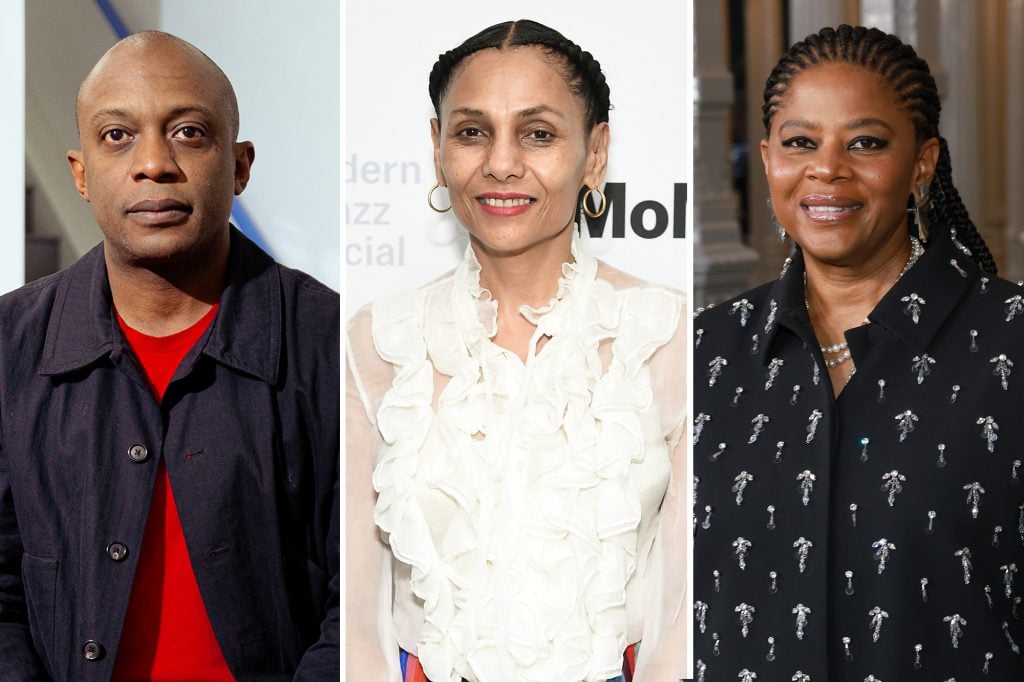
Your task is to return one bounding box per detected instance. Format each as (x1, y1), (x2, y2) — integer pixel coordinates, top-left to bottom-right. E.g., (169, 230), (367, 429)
(0, 247), (102, 345)
(271, 264), (340, 353)
(951, 273), (1024, 336)
(226, 227), (339, 335)
(346, 303), (376, 371)
(346, 271), (459, 423)
(346, 269), (457, 376)
(972, 274), (1024, 310)
(694, 280), (776, 329)
(356, 269), (457, 341)
(0, 271), (63, 327)
(692, 280), (779, 379)
(595, 259), (685, 302)
(594, 259), (686, 338)
(277, 262), (339, 305)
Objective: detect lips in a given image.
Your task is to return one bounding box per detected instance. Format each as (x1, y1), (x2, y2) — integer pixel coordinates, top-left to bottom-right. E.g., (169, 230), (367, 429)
(126, 199), (192, 226)
(477, 192), (535, 216)
(800, 195), (863, 223)
(481, 197), (532, 208)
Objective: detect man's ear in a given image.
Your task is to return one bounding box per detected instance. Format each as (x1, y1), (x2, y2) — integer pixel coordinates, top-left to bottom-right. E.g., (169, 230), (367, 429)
(233, 141), (256, 195)
(67, 150), (90, 202)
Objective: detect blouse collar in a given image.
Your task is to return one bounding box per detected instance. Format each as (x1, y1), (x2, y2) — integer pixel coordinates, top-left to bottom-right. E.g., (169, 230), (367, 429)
(755, 227), (980, 366)
(455, 228), (597, 340)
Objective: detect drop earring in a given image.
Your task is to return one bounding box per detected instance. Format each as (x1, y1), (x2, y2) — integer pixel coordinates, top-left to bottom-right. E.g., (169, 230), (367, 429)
(767, 198), (786, 243)
(908, 182), (931, 244)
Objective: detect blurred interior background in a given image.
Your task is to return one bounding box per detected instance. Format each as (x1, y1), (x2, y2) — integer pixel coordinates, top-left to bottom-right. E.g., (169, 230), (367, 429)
(694, 0), (1024, 306)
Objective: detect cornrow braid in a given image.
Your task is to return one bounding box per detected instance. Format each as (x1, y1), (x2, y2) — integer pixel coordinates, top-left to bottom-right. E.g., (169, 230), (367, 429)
(428, 19), (611, 131)
(761, 24), (996, 274)
(930, 137), (998, 273)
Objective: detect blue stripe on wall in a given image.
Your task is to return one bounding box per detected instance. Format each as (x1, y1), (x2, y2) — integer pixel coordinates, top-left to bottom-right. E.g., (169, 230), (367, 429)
(231, 198), (272, 254)
(95, 0), (129, 39)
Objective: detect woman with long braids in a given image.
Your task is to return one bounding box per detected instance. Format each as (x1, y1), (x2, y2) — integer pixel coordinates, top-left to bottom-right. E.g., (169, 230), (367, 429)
(694, 25), (1023, 680)
(348, 20), (686, 682)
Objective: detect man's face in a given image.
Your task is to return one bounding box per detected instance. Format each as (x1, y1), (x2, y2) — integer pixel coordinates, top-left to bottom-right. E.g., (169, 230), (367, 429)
(68, 39), (254, 269)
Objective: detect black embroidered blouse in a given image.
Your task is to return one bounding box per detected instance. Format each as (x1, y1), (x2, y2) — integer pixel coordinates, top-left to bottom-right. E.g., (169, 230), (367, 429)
(693, 228), (1024, 681)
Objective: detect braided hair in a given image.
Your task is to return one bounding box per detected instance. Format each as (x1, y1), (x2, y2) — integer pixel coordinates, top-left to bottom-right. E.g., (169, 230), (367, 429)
(428, 19), (611, 132)
(762, 25), (996, 274)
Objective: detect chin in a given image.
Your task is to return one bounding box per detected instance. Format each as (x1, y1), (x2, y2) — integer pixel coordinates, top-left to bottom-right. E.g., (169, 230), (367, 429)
(471, 233), (562, 260)
(796, 232), (855, 259)
(469, 235), (530, 258)
(110, 228), (220, 270)
(121, 245), (194, 269)
(474, 222), (571, 254)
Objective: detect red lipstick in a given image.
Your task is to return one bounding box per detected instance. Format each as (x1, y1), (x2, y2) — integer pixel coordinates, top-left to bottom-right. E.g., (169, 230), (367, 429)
(477, 192), (534, 217)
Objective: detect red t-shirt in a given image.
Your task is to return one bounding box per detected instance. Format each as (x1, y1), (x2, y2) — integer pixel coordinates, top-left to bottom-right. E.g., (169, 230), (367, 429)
(112, 304), (234, 681)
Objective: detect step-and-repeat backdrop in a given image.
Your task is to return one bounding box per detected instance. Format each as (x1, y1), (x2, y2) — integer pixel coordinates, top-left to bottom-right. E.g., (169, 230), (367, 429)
(346, 1), (692, 314)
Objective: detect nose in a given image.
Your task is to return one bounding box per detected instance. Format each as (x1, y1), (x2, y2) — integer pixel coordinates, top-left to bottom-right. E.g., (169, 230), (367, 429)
(481, 131), (524, 182)
(806, 141), (850, 183)
(131, 133), (182, 183)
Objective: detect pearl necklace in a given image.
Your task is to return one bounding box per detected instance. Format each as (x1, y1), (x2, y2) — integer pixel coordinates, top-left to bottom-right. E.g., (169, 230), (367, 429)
(807, 236), (924, 369)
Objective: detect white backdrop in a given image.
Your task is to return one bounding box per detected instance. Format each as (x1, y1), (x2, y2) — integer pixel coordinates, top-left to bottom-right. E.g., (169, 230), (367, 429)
(157, 1), (340, 290)
(2, 0), (25, 293)
(346, 1), (692, 315)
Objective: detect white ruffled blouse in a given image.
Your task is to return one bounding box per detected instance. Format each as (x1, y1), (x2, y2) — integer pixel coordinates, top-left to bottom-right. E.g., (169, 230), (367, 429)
(347, 235), (688, 682)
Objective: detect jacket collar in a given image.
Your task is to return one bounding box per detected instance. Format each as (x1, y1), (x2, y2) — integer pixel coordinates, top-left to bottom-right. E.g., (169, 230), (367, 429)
(40, 227), (281, 385)
(756, 228), (978, 365)
(752, 250), (808, 366)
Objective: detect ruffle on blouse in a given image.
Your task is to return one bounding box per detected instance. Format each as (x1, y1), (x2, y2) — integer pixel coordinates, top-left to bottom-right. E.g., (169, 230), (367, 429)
(371, 233), (681, 682)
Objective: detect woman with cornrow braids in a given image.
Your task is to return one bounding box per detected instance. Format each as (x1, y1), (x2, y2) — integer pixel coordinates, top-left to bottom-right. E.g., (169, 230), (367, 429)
(348, 20), (686, 682)
(694, 24), (1024, 681)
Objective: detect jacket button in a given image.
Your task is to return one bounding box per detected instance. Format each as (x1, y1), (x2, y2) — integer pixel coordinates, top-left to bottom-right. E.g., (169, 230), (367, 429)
(83, 640), (105, 660)
(106, 542), (128, 562)
(128, 444), (149, 463)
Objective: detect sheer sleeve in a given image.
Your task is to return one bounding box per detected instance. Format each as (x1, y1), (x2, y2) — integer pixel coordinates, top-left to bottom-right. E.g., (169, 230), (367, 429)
(345, 306), (402, 682)
(635, 297), (689, 681)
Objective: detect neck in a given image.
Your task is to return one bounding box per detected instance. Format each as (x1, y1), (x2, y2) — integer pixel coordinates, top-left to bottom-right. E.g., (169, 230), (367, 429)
(473, 224), (575, 313)
(804, 233), (914, 343)
(106, 231), (229, 337)
(472, 223), (575, 362)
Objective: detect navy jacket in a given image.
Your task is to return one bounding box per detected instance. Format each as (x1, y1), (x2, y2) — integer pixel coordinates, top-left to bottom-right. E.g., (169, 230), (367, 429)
(0, 229), (339, 680)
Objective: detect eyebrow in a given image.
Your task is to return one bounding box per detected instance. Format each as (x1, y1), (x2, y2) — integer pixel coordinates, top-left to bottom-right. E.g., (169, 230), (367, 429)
(447, 105), (567, 120)
(448, 107), (485, 119)
(88, 105), (219, 128)
(88, 108), (133, 127)
(845, 117), (894, 132)
(518, 105), (566, 120)
(777, 117), (894, 133)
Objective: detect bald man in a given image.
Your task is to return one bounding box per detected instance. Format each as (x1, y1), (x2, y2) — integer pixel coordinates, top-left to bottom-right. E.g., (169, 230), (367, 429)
(0, 32), (338, 680)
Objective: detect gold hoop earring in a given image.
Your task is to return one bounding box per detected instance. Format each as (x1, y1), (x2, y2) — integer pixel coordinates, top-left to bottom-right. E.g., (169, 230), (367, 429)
(428, 183), (451, 213)
(582, 186), (606, 218)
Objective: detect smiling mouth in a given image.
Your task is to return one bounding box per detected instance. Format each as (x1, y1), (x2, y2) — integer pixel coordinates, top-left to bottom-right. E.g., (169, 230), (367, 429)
(479, 197), (534, 207)
(800, 198), (863, 223)
(477, 195), (535, 216)
(803, 204), (863, 213)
